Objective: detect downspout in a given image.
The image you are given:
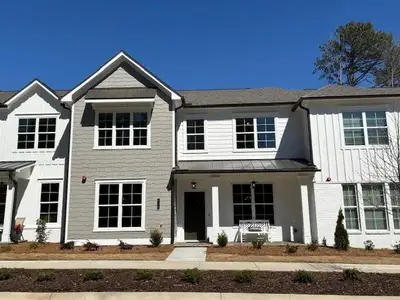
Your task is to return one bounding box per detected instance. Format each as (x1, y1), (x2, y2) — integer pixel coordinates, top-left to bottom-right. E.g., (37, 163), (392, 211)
(60, 103), (71, 244)
(170, 100), (185, 244)
(9, 171), (18, 243)
(293, 99), (314, 165)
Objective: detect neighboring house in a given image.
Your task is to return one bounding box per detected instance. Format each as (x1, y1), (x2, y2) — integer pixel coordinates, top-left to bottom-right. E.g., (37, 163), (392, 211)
(2, 51), (400, 248)
(0, 80), (69, 242)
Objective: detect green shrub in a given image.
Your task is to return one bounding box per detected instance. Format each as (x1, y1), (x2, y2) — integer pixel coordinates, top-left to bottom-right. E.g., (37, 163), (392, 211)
(35, 219), (49, 244)
(0, 269), (11, 281)
(364, 240), (374, 251)
(149, 229), (163, 247)
(0, 245), (13, 253)
(135, 270), (154, 281)
(294, 270), (314, 284)
(233, 270), (254, 283)
(334, 209), (349, 250)
(217, 231), (228, 247)
(285, 244), (298, 254)
(60, 241), (75, 250)
(36, 270), (55, 282)
(392, 241), (400, 254)
(343, 268), (362, 281)
(251, 238), (266, 249)
(182, 268), (203, 284)
(84, 270), (103, 281)
(29, 242), (40, 250)
(307, 241), (319, 252)
(83, 240), (99, 251)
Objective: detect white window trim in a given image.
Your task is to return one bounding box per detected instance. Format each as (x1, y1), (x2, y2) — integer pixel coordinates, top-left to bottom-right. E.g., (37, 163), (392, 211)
(341, 184), (362, 233)
(183, 117), (208, 154)
(94, 110), (151, 150)
(37, 179), (63, 227)
(339, 110), (389, 149)
(93, 179), (146, 232)
(389, 183), (400, 232)
(16, 114), (59, 152)
(232, 114), (278, 152)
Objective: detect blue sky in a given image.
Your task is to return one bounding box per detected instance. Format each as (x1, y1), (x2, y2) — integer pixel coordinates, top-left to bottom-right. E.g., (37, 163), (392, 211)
(0, 0), (399, 91)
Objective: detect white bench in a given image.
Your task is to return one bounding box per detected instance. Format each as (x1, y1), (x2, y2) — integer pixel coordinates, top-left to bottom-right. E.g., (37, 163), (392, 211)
(239, 220), (270, 243)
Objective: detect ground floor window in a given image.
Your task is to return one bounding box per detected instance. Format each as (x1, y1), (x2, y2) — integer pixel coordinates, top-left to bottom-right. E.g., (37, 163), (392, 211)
(342, 184), (360, 230)
(96, 180), (145, 230)
(0, 184), (6, 225)
(390, 183), (400, 230)
(39, 182), (60, 223)
(232, 184), (274, 225)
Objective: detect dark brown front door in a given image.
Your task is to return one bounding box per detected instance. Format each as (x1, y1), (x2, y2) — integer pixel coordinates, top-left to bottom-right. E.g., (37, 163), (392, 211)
(0, 184), (6, 226)
(184, 192), (206, 241)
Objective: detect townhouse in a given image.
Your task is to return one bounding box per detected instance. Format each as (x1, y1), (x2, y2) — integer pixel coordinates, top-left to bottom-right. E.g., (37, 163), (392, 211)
(1, 51), (400, 248)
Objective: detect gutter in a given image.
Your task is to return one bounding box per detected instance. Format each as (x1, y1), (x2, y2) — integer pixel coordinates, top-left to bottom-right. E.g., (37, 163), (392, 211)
(292, 99), (314, 164)
(9, 171), (18, 243)
(60, 102), (72, 244)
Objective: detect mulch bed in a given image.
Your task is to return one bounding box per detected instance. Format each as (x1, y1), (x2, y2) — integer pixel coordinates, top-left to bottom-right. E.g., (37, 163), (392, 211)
(0, 269), (399, 295)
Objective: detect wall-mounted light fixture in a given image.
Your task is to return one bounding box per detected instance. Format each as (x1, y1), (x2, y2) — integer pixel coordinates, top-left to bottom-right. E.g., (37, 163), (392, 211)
(251, 180), (257, 189)
(157, 198), (160, 210)
(191, 181), (197, 190)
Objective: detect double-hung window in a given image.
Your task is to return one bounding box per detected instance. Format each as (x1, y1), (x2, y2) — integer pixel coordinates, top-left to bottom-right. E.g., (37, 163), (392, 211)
(232, 184), (274, 225)
(39, 182), (60, 223)
(342, 184), (360, 230)
(186, 119), (205, 150)
(235, 117), (275, 149)
(18, 117), (57, 150)
(390, 183), (400, 230)
(362, 184), (388, 230)
(96, 180), (145, 230)
(342, 111), (388, 146)
(96, 112), (149, 148)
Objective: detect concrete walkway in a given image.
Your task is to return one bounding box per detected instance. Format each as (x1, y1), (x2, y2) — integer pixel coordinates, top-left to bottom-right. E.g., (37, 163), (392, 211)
(166, 247), (207, 262)
(1, 292), (399, 299)
(1, 260), (400, 273)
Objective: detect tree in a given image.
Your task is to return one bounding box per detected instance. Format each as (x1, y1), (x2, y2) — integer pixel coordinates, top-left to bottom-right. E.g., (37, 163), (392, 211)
(314, 22), (392, 86)
(334, 209), (349, 250)
(373, 40), (400, 87)
(35, 219), (49, 243)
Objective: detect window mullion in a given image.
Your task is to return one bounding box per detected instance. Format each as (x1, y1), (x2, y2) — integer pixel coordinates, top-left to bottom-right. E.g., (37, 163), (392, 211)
(253, 118), (257, 149)
(130, 112), (133, 146)
(362, 113), (369, 146)
(251, 185), (256, 220)
(118, 183), (122, 228)
(35, 117), (39, 149)
(112, 113), (116, 147)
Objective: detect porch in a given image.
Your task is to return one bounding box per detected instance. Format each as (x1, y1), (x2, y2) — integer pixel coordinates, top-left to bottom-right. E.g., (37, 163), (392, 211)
(171, 159), (319, 245)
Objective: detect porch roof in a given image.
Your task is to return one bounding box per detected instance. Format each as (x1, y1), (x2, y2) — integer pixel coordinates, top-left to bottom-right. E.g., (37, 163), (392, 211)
(0, 161), (36, 172)
(173, 159), (319, 174)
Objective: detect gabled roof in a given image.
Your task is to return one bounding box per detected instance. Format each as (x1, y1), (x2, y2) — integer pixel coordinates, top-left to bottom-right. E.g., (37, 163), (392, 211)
(85, 87), (157, 99)
(179, 88), (309, 107)
(61, 51), (183, 103)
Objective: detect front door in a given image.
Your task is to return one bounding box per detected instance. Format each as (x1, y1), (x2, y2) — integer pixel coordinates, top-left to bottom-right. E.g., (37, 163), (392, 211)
(0, 184), (6, 226)
(184, 192), (206, 241)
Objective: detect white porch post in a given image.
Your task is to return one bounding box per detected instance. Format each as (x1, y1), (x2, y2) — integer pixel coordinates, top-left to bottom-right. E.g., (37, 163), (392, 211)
(211, 185), (220, 244)
(299, 177), (312, 244)
(1, 180), (15, 243)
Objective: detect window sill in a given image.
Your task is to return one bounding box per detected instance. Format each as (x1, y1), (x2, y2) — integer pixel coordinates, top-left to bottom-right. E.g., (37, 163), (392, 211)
(347, 230), (362, 235)
(393, 231), (400, 235)
(183, 150), (208, 154)
(341, 145), (389, 151)
(93, 146), (151, 150)
(93, 227), (145, 232)
(232, 148), (277, 153)
(13, 150), (54, 154)
(24, 224), (61, 230)
(365, 230), (390, 235)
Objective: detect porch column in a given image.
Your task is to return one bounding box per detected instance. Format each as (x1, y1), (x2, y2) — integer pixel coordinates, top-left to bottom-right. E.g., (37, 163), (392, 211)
(298, 177), (312, 244)
(1, 180), (15, 243)
(211, 185), (220, 244)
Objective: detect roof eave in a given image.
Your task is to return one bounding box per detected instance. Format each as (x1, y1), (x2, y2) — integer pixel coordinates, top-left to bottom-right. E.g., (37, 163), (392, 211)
(184, 101), (297, 109)
(172, 168), (320, 175)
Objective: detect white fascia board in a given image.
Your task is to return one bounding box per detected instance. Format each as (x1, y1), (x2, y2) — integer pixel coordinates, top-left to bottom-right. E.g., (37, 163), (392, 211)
(85, 98), (155, 104)
(4, 80), (59, 106)
(61, 51), (182, 103)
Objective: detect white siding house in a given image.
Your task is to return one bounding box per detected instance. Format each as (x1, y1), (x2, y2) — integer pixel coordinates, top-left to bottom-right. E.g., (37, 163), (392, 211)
(0, 81), (69, 242)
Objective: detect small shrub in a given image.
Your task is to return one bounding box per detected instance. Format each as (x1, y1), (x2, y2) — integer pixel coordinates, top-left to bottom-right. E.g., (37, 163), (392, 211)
(322, 237), (327, 247)
(294, 270), (314, 284)
(217, 231), (228, 247)
(60, 241), (75, 250)
(0, 269), (11, 281)
(285, 244), (298, 254)
(343, 268), (362, 281)
(364, 240), (375, 251)
(118, 240), (133, 250)
(84, 270), (103, 281)
(83, 240), (100, 251)
(392, 241), (400, 254)
(233, 270), (254, 283)
(135, 270), (154, 281)
(35, 219), (49, 244)
(150, 229), (163, 247)
(182, 268), (203, 284)
(29, 242), (40, 250)
(0, 245), (13, 253)
(251, 238), (266, 249)
(334, 209), (349, 250)
(36, 270), (55, 282)
(307, 241), (319, 252)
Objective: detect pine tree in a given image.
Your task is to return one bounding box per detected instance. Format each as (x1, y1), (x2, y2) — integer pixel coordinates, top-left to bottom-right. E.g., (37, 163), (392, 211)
(334, 209), (349, 250)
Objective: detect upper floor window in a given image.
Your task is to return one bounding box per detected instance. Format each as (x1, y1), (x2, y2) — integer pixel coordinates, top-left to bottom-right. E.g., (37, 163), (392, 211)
(17, 117), (56, 149)
(342, 111), (388, 146)
(96, 112), (149, 148)
(186, 119), (204, 150)
(235, 117), (275, 149)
